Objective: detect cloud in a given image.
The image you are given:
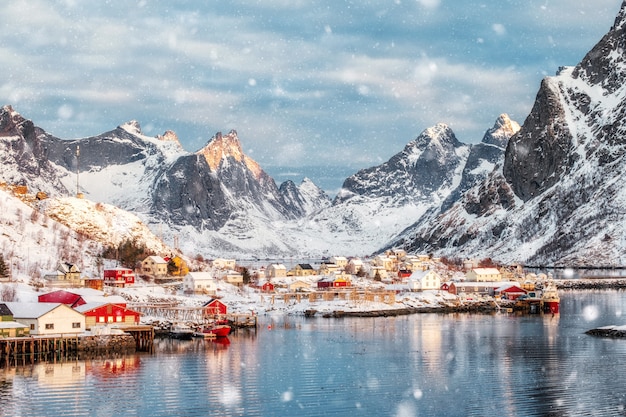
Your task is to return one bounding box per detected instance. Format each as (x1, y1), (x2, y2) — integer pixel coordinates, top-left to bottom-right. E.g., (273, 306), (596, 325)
(0, 0), (622, 194)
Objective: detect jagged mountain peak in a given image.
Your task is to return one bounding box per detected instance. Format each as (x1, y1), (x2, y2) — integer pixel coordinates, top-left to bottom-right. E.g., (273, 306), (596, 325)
(119, 120), (142, 136)
(196, 130), (263, 179)
(481, 114), (521, 148)
(158, 129), (179, 143)
(571, 1), (626, 93)
(0, 105), (31, 138)
(415, 123), (460, 148)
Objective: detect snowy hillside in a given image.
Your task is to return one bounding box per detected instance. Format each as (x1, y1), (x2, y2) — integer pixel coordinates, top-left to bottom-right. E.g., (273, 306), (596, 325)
(0, 185), (175, 282)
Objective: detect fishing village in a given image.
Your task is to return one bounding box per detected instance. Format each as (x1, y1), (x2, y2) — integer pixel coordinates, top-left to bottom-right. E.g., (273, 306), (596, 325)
(0, 248), (603, 365)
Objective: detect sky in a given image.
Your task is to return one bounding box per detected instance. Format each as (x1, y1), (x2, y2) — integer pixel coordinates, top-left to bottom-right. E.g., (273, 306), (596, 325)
(1, 0), (623, 194)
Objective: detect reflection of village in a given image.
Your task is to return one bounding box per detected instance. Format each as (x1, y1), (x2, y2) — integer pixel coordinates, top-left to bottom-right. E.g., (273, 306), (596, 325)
(1, 249), (559, 362)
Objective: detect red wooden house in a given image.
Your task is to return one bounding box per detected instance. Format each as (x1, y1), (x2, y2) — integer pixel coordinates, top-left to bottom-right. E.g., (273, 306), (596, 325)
(103, 268), (136, 287)
(75, 302), (141, 328)
(316, 276), (334, 289)
(260, 281), (275, 292)
(203, 299), (228, 316)
(398, 269), (412, 279)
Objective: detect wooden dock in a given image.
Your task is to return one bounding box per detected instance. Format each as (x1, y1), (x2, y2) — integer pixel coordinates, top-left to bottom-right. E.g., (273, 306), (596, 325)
(0, 334), (80, 362)
(0, 326), (156, 363)
(121, 325), (155, 352)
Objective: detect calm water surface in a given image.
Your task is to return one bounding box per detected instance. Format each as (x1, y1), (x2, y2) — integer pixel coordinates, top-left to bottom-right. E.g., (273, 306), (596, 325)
(2, 290), (626, 416)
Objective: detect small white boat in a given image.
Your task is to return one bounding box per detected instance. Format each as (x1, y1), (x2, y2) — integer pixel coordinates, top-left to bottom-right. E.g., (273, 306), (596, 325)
(169, 323), (194, 340)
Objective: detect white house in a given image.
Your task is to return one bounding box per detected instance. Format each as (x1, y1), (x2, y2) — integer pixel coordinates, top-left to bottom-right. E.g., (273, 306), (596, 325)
(329, 256), (348, 269)
(183, 272), (217, 294)
(408, 270), (442, 291)
(346, 258), (364, 275)
(212, 258), (236, 270)
(4, 302), (85, 335)
(466, 268), (502, 282)
(266, 264), (287, 278)
(220, 270), (244, 286)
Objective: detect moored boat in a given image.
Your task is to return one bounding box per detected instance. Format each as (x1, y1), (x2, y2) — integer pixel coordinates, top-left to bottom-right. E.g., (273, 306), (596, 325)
(541, 282), (560, 314)
(203, 324), (231, 337)
(169, 323), (195, 340)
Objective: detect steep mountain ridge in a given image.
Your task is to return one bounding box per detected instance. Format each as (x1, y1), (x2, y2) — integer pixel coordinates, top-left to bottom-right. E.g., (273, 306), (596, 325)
(397, 1), (626, 265)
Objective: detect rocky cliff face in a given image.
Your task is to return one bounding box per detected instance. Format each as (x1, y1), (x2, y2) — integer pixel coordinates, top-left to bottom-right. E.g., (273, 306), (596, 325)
(0, 105), (69, 195)
(397, 1), (626, 265)
(335, 123), (470, 205)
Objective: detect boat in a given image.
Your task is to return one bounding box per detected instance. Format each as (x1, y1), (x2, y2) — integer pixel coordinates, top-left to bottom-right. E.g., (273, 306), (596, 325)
(198, 322), (231, 338)
(169, 323), (195, 340)
(541, 282), (560, 314)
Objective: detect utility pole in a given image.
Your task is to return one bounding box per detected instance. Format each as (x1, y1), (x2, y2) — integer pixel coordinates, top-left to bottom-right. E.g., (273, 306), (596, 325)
(76, 145), (80, 197)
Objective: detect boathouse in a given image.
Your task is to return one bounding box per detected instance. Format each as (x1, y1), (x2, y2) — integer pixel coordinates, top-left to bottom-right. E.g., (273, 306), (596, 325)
(203, 299), (228, 316)
(495, 283), (527, 300)
(74, 302), (142, 328)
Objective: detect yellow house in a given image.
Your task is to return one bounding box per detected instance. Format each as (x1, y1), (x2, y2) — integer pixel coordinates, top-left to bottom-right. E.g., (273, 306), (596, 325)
(221, 270), (244, 286)
(466, 268), (502, 282)
(266, 264), (287, 278)
(292, 264), (317, 276)
(142, 256), (168, 277)
(318, 262), (339, 275)
(329, 256), (348, 269)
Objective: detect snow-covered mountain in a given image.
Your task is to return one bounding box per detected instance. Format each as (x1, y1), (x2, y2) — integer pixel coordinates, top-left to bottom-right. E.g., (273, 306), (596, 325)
(395, 2), (626, 266)
(3, 3), (626, 265)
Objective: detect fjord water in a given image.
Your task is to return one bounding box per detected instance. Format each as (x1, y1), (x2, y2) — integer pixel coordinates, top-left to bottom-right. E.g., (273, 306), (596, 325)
(2, 290), (626, 417)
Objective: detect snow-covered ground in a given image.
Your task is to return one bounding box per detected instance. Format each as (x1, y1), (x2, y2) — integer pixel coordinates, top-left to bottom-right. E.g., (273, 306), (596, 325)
(3, 275), (460, 322)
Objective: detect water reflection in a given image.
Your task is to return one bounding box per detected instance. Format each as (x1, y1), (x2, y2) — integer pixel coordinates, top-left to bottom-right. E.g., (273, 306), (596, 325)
(1, 291), (626, 416)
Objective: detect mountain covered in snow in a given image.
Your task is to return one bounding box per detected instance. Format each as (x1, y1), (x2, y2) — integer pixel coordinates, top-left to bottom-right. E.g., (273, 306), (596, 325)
(393, 3), (626, 266)
(3, 3), (626, 265)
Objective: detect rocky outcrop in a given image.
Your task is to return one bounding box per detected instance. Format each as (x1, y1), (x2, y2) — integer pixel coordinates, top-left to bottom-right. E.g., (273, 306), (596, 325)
(335, 123), (469, 204)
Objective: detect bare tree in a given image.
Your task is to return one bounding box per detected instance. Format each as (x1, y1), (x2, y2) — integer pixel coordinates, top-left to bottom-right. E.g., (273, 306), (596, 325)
(0, 284), (18, 302)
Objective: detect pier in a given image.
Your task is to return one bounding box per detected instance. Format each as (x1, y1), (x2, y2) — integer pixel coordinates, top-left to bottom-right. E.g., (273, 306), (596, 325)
(0, 334), (80, 364)
(119, 325), (155, 352)
(0, 327), (156, 364)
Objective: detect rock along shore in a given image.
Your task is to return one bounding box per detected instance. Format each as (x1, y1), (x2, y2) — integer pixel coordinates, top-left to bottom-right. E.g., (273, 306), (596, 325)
(316, 300), (508, 318)
(585, 326), (626, 338)
(557, 279), (626, 289)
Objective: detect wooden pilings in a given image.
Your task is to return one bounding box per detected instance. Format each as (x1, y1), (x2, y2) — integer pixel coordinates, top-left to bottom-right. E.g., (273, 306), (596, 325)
(0, 335), (80, 362)
(122, 326), (155, 352)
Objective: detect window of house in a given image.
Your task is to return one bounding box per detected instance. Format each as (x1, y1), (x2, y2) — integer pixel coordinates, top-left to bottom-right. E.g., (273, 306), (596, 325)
(116, 316), (122, 322)
(72, 322), (81, 328)
(45, 323), (54, 330)
(30, 324), (35, 330)
(98, 316), (105, 323)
